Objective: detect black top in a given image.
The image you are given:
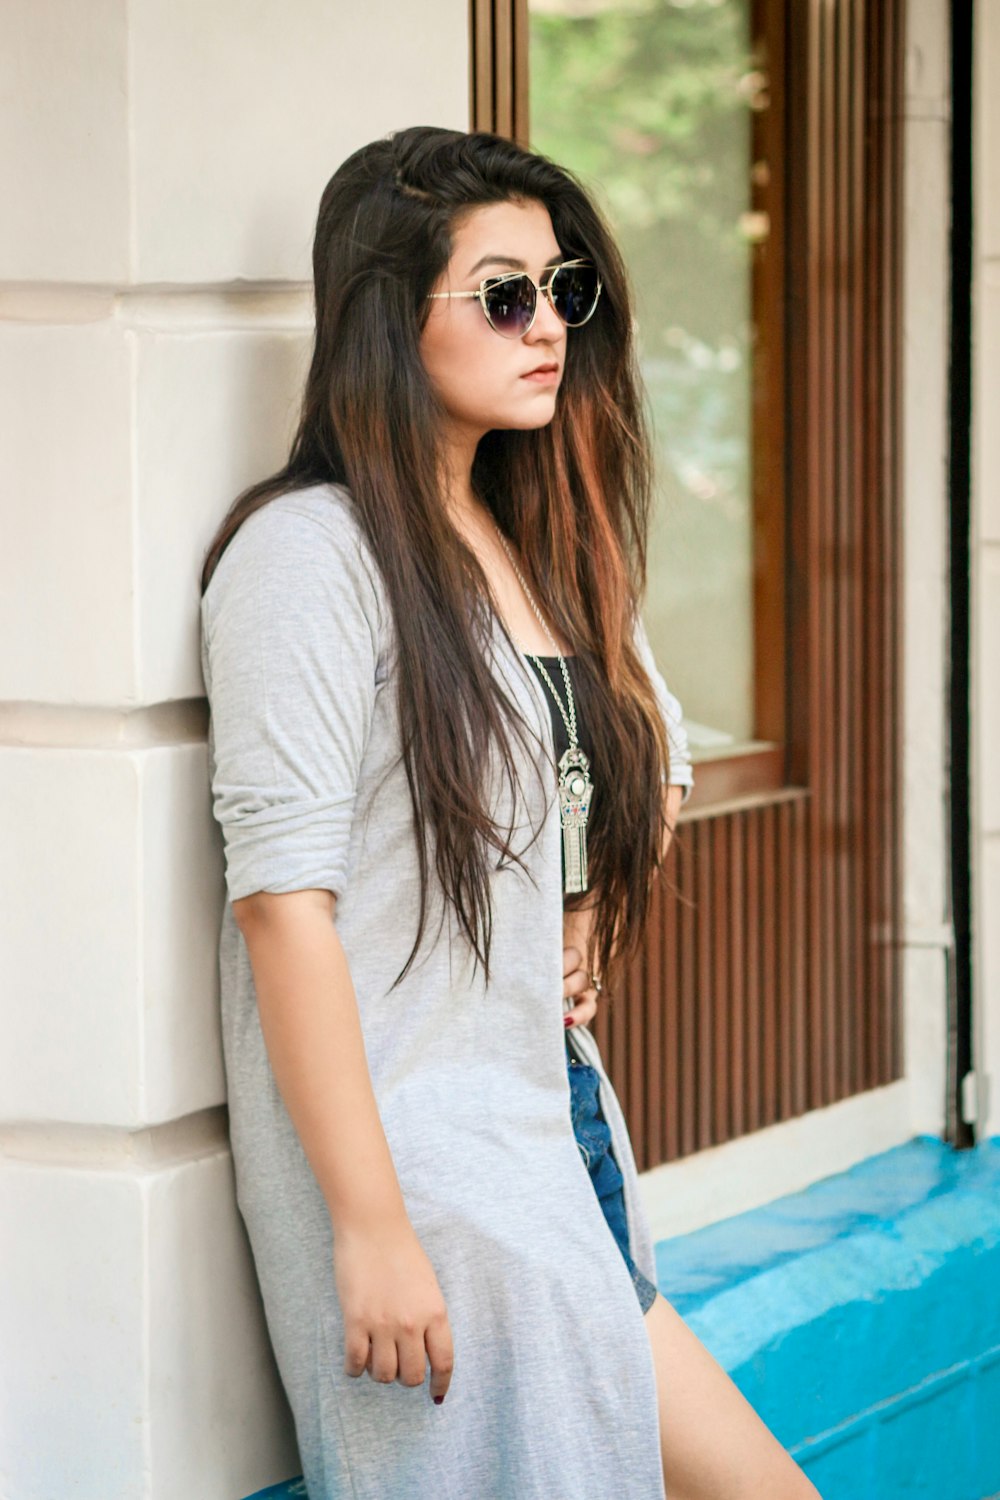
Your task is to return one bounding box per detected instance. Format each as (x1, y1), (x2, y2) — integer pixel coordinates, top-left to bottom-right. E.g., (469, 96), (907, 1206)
(522, 653), (595, 895)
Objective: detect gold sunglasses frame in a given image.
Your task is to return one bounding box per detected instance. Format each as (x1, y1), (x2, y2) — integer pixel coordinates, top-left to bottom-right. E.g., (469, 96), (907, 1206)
(425, 257), (603, 338)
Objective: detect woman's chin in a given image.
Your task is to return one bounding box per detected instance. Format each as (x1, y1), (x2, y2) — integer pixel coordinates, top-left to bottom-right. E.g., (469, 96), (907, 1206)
(493, 403), (559, 432)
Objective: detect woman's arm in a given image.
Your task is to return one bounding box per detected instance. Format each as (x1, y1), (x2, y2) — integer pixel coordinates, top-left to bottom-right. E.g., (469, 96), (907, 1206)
(234, 886), (455, 1402)
(232, 887), (408, 1229)
(201, 498), (454, 1401)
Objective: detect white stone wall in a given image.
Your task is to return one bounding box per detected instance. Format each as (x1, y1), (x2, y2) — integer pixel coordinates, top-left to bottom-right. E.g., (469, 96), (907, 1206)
(899, 0), (953, 1140)
(974, 0), (1000, 1137)
(0, 5), (467, 1497)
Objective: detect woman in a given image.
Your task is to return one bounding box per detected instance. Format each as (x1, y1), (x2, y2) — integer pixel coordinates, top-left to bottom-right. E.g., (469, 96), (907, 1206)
(200, 126), (819, 1500)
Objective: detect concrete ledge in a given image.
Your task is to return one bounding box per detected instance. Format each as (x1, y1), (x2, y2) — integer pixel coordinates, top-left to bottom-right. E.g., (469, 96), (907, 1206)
(656, 1136), (1000, 1500)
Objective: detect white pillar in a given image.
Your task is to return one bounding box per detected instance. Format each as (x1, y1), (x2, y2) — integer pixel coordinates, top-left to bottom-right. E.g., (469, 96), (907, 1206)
(0, 5), (467, 1497)
(900, 0), (954, 1139)
(973, 0), (1000, 1138)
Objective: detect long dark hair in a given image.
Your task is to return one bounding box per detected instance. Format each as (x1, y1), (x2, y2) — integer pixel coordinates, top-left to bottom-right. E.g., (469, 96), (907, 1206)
(200, 125), (674, 992)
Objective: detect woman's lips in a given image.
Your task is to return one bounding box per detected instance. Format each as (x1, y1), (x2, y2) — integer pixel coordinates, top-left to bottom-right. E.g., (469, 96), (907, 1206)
(521, 366), (560, 383)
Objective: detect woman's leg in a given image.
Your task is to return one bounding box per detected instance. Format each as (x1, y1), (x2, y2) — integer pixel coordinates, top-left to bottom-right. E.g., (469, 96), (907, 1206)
(643, 1291), (822, 1500)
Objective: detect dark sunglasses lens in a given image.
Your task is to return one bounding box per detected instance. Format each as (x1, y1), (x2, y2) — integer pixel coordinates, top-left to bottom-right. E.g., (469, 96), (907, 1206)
(483, 275), (536, 336)
(550, 263), (600, 325)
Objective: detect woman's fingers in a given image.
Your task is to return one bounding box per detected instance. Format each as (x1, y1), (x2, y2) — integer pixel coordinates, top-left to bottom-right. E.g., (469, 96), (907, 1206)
(367, 1329), (399, 1384)
(424, 1310), (455, 1404)
(396, 1330), (431, 1388)
(345, 1328), (372, 1378)
(563, 946), (600, 1027)
(562, 949), (591, 999)
(564, 960), (588, 989)
(564, 988), (598, 1027)
(334, 1224), (454, 1403)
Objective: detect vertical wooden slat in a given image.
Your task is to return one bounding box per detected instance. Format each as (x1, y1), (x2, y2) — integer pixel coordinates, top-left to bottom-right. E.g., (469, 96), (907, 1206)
(643, 879), (663, 1172)
(760, 807), (777, 1117)
(695, 823), (714, 1149)
(665, 858), (680, 1158)
(834, 0), (852, 1100)
(625, 936), (645, 1170)
(712, 818), (731, 1142)
(679, 826), (698, 1157)
(730, 814), (746, 1139)
(792, 796), (809, 1113)
(778, 800), (794, 1119)
(744, 805), (762, 1132)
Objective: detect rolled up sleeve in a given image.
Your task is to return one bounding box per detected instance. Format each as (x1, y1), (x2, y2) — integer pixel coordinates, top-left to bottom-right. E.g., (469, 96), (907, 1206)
(200, 498), (382, 904)
(632, 610), (695, 804)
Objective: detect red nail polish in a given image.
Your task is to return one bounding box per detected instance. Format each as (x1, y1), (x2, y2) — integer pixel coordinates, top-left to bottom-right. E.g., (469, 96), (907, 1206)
(563, 1015), (574, 1028)
(434, 1395), (445, 1405)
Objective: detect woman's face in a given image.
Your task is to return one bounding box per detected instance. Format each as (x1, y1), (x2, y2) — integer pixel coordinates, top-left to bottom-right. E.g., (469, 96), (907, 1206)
(420, 198), (568, 448)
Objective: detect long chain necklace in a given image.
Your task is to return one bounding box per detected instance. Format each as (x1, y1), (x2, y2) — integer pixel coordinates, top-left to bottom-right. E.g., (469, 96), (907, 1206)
(492, 523), (593, 894)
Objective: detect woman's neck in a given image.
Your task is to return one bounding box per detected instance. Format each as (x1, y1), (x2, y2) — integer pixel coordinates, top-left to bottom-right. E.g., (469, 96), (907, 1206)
(438, 423), (483, 528)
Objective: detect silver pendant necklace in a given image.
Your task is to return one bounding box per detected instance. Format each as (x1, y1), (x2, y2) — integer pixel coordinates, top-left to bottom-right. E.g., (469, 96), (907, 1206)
(493, 523), (593, 894)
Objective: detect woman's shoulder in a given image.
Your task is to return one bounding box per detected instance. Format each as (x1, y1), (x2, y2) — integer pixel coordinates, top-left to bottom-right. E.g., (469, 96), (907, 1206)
(203, 481), (385, 632)
(220, 480), (368, 565)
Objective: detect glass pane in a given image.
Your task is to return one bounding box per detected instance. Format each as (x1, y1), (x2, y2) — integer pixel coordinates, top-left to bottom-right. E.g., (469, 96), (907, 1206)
(529, 0), (757, 748)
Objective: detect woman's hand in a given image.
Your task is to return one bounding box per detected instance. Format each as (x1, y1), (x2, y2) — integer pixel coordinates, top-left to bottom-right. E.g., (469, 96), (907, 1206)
(334, 1212), (455, 1405)
(562, 942), (600, 1029)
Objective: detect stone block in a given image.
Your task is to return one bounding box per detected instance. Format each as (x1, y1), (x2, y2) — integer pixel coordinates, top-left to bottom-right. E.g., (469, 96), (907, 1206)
(0, 743), (226, 1127)
(0, 0), (130, 281)
(0, 1150), (298, 1500)
(129, 0), (469, 283)
(0, 322), (134, 704)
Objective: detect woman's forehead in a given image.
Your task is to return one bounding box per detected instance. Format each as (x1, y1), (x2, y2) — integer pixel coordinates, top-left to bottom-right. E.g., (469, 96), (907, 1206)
(450, 200), (562, 275)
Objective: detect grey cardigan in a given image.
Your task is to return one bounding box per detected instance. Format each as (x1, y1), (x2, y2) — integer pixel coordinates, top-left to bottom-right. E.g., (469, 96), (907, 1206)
(201, 482), (693, 1500)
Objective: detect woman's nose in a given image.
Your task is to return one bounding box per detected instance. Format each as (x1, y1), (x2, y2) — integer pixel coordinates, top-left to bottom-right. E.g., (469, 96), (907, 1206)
(527, 286), (566, 342)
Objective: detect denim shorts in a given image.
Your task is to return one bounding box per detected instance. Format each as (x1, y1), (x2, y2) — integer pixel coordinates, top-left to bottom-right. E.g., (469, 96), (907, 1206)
(565, 1032), (658, 1315)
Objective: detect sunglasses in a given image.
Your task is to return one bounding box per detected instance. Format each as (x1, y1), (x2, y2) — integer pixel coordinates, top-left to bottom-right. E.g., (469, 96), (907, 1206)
(425, 257), (603, 338)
